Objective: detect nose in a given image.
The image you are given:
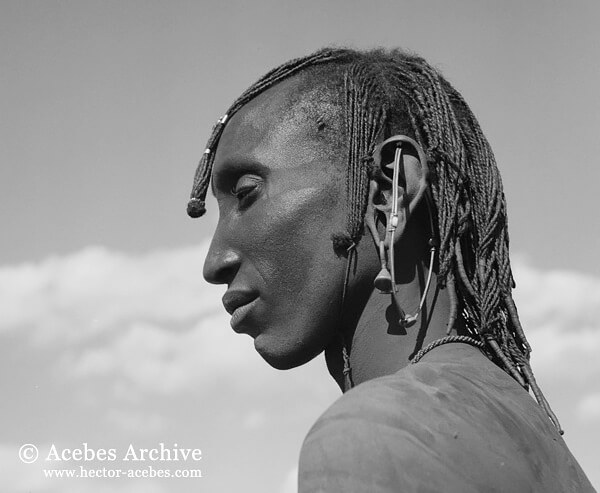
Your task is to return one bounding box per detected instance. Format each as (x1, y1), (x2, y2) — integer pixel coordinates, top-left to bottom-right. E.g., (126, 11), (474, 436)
(203, 235), (241, 285)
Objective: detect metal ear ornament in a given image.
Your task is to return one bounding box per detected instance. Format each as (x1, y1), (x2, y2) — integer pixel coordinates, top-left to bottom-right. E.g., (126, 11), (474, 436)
(372, 135), (438, 328)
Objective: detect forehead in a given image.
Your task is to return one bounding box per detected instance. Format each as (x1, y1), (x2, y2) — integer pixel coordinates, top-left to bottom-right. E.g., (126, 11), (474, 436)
(213, 76), (344, 174)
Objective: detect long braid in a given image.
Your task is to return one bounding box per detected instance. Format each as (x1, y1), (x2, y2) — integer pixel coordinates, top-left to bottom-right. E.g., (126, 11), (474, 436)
(187, 47), (560, 432)
(187, 49), (354, 217)
(343, 63), (387, 242)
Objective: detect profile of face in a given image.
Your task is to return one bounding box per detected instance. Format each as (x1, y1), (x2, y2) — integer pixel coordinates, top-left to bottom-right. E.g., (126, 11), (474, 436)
(203, 78), (358, 370)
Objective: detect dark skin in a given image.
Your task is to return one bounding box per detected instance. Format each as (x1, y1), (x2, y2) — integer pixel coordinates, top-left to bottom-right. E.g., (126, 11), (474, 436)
(204, 75), (453, 379)
(203, 77), (594, 492)
(205, 76), (350, 370)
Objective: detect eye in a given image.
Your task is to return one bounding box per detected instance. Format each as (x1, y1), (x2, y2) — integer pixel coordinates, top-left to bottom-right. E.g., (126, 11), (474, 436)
(231, 174), (262, 205)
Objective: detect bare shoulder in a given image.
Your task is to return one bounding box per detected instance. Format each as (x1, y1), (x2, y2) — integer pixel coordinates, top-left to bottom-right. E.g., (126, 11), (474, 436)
(299, 344), (594, 493)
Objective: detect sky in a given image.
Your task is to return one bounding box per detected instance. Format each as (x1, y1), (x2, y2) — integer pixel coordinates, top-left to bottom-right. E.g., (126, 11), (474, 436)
(1, 1), (599, 491)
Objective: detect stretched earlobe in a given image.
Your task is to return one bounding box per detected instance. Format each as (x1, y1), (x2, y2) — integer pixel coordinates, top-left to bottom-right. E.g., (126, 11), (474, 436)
(367, 135), (436, 328)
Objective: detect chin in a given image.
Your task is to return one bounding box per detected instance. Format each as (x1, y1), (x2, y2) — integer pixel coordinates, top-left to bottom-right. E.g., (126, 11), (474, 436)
(253, 332), (323, 370)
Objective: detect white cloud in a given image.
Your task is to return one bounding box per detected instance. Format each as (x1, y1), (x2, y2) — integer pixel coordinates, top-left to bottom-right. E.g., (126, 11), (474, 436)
(3, 246), (598, 397)
(576, 393), (600, 422)
(0, 245), (220, 344)
(0, 443), (48, 493)
(2, 246), (600, 491)
(105, 408), (167, 435)
(512, 258), (600, 333)
(0, 243), (262, 398)
(60, 316), (257, 395)
(280, 465), (298, 493)
(511, 259), (600, 379)
(0, 442), (171, 493)
(242, 410), (268, 431)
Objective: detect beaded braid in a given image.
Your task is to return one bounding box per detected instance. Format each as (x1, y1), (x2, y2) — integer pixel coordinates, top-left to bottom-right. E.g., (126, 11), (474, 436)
(187, 49), (354, 218)
(187, 47), (561, 432)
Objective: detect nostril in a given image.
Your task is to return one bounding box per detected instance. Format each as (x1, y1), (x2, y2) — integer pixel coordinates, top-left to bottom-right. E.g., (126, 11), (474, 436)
(203, 249), (241, 285)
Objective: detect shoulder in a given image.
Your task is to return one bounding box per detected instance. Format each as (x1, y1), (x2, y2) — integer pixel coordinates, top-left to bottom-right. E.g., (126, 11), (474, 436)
(299, 345), (594, 493)
(299, 356), (487, 493)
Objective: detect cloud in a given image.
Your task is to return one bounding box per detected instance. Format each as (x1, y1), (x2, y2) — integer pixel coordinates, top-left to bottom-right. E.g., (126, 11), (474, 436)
(0, 442), (171, 493)
(1, 243), (261, 397)
(3, 245), (599, 395)
(512, 257), (600, 333)
(0, 245), (220, 344)
(105, 408), (167, 435)
(61, 317), (253, 395)
(0, 443), (48, 493)
(0, 243), (336, 493)
(576, 393), (600, 422)
(280, 465), (298, 493)
(511, 259), (600, 378)
(1, 245), (599, 491)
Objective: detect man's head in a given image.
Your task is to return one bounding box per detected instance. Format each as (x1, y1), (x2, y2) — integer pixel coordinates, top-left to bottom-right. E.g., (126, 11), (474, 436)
(188, 47), (554, 421)
(201, 75), (353, 369)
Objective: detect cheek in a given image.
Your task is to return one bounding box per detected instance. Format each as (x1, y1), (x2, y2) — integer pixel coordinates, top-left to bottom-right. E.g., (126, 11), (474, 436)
(245, 185), (345, 299)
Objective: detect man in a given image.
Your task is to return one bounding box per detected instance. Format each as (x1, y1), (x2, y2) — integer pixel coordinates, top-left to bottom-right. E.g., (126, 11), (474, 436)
(188, 48), (594, 492)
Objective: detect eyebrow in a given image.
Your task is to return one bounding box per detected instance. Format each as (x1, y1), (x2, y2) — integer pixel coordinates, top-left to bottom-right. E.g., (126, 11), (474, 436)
(210, 157), (269, 197)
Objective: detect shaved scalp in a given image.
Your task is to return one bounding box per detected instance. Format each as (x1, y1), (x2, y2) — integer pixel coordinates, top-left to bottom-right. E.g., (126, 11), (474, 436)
(187, 47), (560, 431)
(242, 74), (347, 165)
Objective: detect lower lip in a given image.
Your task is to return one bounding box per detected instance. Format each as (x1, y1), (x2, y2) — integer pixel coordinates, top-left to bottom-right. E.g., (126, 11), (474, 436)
(230, 298), (258, 332)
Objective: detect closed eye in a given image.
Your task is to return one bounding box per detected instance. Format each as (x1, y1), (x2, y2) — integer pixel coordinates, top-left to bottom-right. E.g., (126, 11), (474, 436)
(231, 174), (262, 206)
(211, 157), (269, 204)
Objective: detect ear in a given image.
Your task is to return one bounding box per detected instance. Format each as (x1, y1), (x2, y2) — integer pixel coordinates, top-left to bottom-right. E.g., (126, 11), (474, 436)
(365, 135), (429, 247)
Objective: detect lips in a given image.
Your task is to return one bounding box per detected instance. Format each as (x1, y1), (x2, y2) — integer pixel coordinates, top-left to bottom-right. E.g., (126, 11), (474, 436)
(222, 290), (259, 331)
(222, 290), (258, 315)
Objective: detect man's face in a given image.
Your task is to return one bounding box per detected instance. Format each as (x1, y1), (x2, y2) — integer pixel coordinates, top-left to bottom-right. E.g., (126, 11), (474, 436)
(203, 80), (349, 369)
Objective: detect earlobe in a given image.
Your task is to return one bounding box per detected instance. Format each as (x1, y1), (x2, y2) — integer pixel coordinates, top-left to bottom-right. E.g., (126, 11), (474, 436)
(366, 136), (436, 327)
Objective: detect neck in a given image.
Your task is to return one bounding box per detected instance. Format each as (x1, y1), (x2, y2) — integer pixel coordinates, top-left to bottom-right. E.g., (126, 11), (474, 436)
(325, 238), (455, 391)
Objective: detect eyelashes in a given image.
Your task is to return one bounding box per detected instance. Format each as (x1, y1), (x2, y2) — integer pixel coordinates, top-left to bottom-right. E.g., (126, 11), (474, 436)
(231, 174), (263, 206)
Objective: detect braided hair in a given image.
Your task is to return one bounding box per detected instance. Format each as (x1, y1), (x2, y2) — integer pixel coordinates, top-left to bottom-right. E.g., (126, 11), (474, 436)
(187, 47), (561, 432)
